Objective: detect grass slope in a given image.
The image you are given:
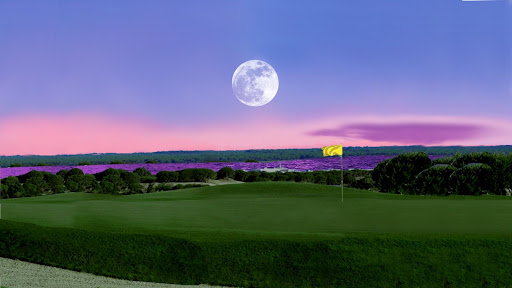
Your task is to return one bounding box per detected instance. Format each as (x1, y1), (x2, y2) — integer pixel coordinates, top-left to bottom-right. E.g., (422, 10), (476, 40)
(2, 182), (512, 239)
(1, 182), (512, 287)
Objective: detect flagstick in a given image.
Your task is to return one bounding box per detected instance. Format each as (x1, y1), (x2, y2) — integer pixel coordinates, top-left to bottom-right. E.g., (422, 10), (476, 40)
(340, 155), (343, 203)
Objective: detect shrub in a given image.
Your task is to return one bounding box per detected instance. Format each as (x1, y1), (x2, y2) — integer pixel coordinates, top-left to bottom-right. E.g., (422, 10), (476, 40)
(2, 176), (24, 198)
(258, 171), (275, 181)
(146, 184), (155, 193)
(234, 170), (247, 181)
(20, 171), (49, 195)
(414, 164), (457, 195)
(1, 184), (8, 199)
(312, 172), (327, 185)
(155, 183), (173, 191)
(432, 156), (454, 165)
(449, 163), (493, 195)
(372, 158), (393, 192)
(374, 153), (432, 194)
(451, 152), (497, 169)
(245, 171), (260, 182)
(217, 167), (235, 179)
(66, 181), (80, 192)
(172, 184), (184, 190)
(101, 181), (117, 195)
(156, 171), (179, 182)
(43, 172), (65, 194)
(23, 183), (39, 196)
(141, 175), (157, 183)
(133, 167), (152, 177)
(353, 177), (375, 190)
(83, 174), (100, 193)
(56, 169), (69, 178)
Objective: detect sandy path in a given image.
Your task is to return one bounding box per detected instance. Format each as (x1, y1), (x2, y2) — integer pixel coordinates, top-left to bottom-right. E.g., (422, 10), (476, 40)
(0, 257), (233, 288)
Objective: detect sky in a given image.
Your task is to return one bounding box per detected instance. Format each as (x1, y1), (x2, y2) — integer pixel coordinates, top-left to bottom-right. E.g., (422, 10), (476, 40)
(0, 0), (511, 156)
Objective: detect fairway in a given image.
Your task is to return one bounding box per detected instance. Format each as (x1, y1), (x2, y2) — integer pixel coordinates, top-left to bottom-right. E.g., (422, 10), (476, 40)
(2, 182), (512, 239)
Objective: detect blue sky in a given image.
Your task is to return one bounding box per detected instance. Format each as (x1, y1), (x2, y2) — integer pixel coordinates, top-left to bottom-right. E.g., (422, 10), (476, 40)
(0, 0), (510, 155)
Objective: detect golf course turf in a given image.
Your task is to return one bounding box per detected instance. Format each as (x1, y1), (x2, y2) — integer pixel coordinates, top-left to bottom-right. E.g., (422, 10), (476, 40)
(1, 182), (512, 287)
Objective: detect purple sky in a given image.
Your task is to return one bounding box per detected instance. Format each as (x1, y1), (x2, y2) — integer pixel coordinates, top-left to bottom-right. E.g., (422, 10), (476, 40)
(0, 1), (511, 155)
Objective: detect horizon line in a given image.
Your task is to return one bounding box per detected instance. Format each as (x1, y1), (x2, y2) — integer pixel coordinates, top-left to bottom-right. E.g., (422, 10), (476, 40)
(1, 144), (511, 158)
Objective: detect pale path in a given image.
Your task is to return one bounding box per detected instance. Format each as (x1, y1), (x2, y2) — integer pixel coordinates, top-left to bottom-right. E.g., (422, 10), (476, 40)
(0, 257), (233, 288)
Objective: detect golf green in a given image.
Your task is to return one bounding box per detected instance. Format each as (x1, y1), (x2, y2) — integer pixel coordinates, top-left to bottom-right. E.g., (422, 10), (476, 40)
(2, 182), (512, 240)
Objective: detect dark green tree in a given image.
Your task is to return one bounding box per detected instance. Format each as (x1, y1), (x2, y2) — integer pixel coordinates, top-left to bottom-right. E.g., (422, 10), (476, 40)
(234, 170), (247, 181)
(156, 171), (179, 182)
(133, 167), (152, 177)
(217, 167), (235, 179)
(2, 176), (24, 198)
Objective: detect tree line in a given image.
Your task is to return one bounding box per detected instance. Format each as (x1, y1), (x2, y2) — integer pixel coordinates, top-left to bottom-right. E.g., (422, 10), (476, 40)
(0, 166), (374, 199)
(3, 146), (512, 167)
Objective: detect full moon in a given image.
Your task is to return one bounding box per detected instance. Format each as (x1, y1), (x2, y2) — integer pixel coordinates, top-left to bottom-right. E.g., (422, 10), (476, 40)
(232, 60), (279, 107)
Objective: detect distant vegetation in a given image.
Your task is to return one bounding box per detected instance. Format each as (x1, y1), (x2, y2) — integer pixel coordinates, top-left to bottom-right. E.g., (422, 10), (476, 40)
(0, 168), (210, 198)
(3, 151), (512, 199)
(2, 145), (512, 167)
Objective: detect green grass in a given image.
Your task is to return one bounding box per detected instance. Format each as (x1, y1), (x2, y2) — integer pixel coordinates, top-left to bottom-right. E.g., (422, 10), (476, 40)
(1, 182), (512, 287)
(2, 182), (512, 239)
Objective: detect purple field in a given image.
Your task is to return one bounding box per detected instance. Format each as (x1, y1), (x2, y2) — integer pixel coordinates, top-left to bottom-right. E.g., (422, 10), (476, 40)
(0, 155), (447, 179)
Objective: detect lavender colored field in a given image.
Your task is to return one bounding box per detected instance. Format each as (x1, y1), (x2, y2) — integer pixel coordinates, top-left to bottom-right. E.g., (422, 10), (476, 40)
(0, 155), (447, 179)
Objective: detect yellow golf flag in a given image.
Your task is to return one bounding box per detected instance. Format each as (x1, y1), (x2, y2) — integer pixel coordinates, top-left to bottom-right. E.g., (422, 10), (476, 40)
(322, 144), (343, 156)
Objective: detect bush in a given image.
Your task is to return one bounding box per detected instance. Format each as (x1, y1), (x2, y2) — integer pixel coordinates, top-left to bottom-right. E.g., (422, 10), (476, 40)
(374, 153), (432, 194)
(66, 181), (80, 192)
(432, 156), (454, 165)
(372, 158), (393, 192)
(83, 174), (100, 193)
(414, 164), (457, 195)
(258, 171), (275, 181)
(141, 175), (157, 183)
(234, 170), (247, 181)
(451, 152), (497, 169)
(146, 184), (155, 193)
(155, 183), (173, 191)
(312, 172), (327, 185)
(172, 184), (184, 190)
(353, 177), (375, 190)
(133, 167), (152, 177)
(43, 172), (66, 194)
(23, 183), (39, 197)
(217, 167), (235, 179)
(1, 184), (8, 199)
(245, 171), (260, 182)
(101, 181), (117, 195)
(179, 169), (216, 182)
(156, 171), (179, 182)
(2, 176), (24, 198)
(449, 163), (493, 196)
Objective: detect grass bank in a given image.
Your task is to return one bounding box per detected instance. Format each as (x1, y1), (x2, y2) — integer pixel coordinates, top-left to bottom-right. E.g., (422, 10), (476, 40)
(1, 220), (512, 288)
